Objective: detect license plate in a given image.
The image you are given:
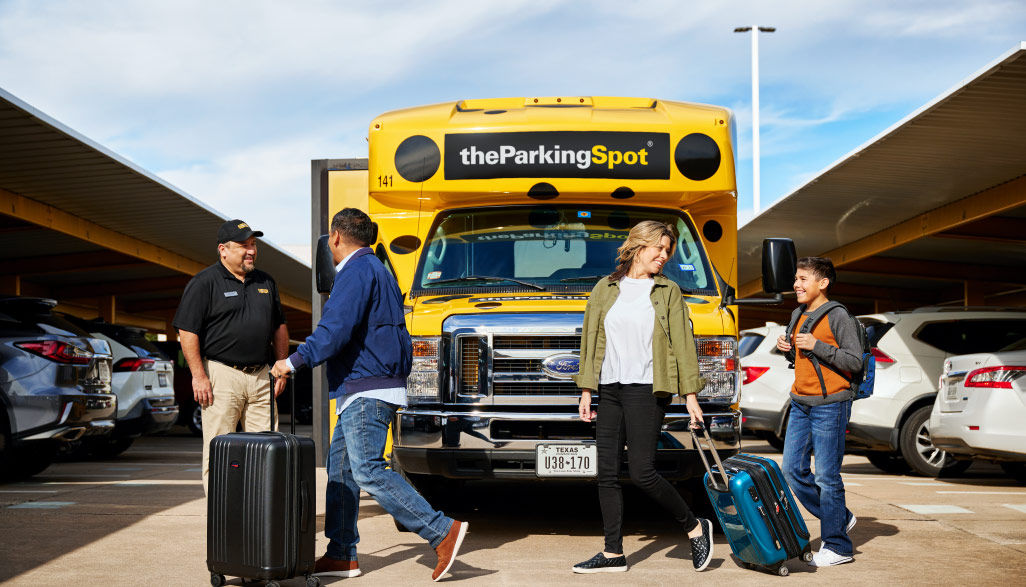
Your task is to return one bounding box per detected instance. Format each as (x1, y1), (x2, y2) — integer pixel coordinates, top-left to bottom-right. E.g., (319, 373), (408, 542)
(945, 382), (959, 400)
(536, 443), (596, 478)
(158, 373), (168, 387)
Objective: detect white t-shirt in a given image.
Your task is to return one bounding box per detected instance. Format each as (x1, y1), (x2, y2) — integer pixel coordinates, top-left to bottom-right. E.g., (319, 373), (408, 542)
(600, 277), (655, 385)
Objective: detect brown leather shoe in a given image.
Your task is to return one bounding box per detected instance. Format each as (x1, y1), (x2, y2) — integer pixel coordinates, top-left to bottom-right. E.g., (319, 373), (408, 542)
(432, 520), (468, 581)
(313, 555), (361, 578)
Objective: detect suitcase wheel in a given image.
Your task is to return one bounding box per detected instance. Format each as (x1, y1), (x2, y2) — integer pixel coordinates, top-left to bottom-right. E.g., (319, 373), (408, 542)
(209, 573), (225, 587)
(802, 550), (814, 563)
(777, 565), (790, 577)
(306, 576), (322, 587)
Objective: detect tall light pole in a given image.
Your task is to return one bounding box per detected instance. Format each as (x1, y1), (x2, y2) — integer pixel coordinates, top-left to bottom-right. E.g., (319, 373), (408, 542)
(734, 26), (775, 214)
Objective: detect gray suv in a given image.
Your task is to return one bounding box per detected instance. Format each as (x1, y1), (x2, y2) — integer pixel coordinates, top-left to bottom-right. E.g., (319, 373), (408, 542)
(0, 297), (117, 480)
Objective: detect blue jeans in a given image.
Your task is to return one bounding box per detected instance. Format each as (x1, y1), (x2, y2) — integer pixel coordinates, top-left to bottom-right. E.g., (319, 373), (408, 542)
(325, 398), (453, 560)
(782, 399), (853, 556)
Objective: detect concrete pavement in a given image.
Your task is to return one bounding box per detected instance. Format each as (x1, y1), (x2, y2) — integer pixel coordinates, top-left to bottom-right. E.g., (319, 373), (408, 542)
(2, 427), (1025, 585)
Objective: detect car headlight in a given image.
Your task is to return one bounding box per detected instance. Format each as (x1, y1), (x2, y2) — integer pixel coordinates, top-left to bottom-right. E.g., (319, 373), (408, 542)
(696, 336), (739, 402)
(407, 336), (440, 405)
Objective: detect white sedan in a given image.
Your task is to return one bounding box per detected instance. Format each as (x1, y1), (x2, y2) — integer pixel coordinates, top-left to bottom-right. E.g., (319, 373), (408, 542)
(930, 346), (1026, 481)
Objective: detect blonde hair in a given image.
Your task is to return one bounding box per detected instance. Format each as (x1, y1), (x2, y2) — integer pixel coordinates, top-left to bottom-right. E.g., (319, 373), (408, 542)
(609, 220), (676, 281)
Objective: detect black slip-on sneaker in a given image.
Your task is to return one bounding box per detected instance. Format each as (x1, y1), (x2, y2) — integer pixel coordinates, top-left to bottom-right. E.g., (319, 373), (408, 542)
(572, 552), (628, 574)
(690, 518), (714, 571)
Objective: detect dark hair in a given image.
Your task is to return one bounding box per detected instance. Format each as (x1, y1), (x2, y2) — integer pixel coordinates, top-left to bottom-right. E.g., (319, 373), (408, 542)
(796, 256), (836, 292)
(330, 208), (376, 247)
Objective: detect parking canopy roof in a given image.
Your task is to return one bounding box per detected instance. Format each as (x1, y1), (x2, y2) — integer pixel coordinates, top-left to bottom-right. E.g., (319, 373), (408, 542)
(0, 87), (312, 338)
(738, 43), (1026, 327)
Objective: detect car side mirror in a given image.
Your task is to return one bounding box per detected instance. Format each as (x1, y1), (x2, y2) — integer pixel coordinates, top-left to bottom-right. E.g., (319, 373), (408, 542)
(315, 234), (335, 294)
(762, 238), (797, 294)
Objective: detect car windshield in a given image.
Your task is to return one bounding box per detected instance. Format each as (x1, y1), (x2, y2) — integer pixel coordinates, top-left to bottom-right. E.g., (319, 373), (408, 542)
(412, 205), (717, 295)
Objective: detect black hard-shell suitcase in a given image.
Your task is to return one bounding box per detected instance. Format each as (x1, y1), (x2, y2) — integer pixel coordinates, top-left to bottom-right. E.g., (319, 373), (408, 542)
(207, 375), (319, 587)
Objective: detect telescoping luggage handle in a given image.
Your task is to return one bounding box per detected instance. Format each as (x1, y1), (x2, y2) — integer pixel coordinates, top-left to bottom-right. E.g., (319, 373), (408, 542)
(691, 425), (730, 492)
(269, 372), (296, 435)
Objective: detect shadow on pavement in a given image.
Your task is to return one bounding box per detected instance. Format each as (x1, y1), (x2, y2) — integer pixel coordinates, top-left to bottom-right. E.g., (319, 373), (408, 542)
(0, 434), (203, 583)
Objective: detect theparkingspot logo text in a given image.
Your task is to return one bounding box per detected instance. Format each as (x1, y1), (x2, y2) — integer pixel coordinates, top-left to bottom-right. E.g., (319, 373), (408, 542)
(444, 131), (670, 180)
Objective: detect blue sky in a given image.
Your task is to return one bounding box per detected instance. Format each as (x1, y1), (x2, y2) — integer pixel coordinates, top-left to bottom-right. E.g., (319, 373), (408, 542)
(1, 0), (1025, 263)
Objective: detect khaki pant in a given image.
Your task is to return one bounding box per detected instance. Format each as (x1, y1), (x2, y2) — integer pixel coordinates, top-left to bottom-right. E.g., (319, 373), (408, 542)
(201, 359), (277, 494)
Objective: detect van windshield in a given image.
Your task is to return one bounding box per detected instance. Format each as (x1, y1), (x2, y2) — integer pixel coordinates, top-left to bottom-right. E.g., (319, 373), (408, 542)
(412, 206), (717, 296)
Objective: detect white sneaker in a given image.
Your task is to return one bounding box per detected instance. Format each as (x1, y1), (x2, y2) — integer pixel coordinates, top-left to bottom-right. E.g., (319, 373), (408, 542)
(810, 548), (853, 567)
(846, 514), (857, 534)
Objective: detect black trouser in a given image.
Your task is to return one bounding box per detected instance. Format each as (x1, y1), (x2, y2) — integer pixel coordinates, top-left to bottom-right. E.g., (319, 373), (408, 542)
(596, 382), (699, 554)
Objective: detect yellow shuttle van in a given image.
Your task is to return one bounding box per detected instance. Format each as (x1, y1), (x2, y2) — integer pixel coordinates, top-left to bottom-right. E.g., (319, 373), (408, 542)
(312, 96), (794, 490)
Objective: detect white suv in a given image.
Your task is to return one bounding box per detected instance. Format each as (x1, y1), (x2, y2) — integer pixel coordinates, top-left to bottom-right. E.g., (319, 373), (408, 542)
(848, 308), (1026, 476)
(739, 322), (791, 450)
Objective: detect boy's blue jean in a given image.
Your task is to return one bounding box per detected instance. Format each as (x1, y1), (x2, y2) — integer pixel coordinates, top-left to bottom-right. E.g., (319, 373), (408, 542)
(782, 399), (854, 556)
(325, 397), (453, 560)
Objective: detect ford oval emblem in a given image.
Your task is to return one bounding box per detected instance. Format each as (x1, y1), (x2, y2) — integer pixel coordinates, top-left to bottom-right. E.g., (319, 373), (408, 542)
(542, 354), (580, 379)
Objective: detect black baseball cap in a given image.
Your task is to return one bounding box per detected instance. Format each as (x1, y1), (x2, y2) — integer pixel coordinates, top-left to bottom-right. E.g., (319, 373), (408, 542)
(217, 219), (264, 244)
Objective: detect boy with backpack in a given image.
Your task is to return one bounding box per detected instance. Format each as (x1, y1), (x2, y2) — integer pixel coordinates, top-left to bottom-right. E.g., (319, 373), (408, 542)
(776, 257), (866, 567)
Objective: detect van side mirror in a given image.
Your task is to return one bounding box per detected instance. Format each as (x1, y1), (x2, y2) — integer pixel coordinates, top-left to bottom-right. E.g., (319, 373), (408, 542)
(315, 234), (335, 294)
(762, 238), (797, 294)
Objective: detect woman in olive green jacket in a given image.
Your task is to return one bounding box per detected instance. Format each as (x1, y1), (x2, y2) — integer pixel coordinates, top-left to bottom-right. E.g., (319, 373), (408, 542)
(571, 220), (713, 575)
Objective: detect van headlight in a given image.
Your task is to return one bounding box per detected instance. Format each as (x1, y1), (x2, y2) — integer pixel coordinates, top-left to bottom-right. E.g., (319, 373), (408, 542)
(408, 336), (441, 405)
(696, 336), (739, 402)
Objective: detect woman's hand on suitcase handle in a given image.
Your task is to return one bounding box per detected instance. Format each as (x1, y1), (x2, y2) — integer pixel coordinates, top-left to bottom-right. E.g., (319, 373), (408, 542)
(579, 390), (597, 422)
(686, 393), (704, 430)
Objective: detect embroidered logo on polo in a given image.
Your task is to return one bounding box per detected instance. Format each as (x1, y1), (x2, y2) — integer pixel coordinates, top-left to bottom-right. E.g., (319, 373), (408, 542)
(258, 288), (269, 294)
(223, 291), (239, 297)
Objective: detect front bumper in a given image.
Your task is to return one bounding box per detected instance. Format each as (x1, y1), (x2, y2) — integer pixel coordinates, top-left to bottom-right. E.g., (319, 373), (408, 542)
(393, 408), (741, 480)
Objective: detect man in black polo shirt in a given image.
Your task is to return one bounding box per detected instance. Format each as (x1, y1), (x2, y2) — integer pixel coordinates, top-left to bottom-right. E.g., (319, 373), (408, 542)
(173, 219), (289, 493)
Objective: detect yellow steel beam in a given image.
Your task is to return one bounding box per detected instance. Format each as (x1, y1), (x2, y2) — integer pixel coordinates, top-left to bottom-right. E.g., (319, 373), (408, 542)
(739, 175), (1026, 298)
(1, 187), (206, 275)
(0, 188), (312, 313)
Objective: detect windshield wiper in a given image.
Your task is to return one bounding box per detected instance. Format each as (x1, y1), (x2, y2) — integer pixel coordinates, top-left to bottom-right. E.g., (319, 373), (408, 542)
(430, 275), (547, 291)
(559, 275), (608, 283)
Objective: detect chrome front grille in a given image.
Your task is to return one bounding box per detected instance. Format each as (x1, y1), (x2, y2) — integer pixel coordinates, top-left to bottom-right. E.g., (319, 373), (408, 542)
(493, 382), (580, 396)
(493, 335), (580, 350)
(445, 313), (584, 401)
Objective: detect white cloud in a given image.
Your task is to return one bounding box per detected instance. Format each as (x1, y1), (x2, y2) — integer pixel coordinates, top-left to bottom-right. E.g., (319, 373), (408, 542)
(1, 0), (1024, 249)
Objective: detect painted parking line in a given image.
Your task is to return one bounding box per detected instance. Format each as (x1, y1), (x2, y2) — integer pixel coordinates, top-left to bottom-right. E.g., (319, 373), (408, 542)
(115, 479), (202, 486)
(936, 491), (1026, 495)
(841, 476), (909, 480)
(8, 501), (75, 509)
(844, 482), (863, 486)
(899, 482), (949, 486)
(35, 474), (131, 479)
(104, 467), (143, 471)
(899, 505), (973, 514)
(1003, 504), (1026, 514)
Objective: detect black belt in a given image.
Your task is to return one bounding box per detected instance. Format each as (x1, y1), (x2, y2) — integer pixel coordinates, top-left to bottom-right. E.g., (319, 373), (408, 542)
(212, 360), (266, 374)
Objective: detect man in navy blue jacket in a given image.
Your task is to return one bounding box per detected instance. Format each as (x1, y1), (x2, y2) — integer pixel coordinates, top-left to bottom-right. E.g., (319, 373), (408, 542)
(272, 208), (467, 582)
